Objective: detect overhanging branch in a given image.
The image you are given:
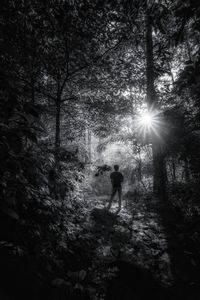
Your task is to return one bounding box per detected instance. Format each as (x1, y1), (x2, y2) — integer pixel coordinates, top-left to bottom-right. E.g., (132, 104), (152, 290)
(59, 35), (126, 96)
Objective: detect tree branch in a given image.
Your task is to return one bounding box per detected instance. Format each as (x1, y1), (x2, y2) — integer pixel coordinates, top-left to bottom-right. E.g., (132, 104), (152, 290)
(59, 35), (126, 96)
(17, 75), (57, 101)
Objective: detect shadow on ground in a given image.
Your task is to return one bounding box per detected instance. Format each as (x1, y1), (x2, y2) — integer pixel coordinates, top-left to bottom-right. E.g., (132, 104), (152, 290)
(90, 206), (171, 300)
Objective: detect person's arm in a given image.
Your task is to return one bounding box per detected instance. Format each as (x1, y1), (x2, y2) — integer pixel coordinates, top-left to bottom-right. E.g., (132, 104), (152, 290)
(120, 173), (124, 183)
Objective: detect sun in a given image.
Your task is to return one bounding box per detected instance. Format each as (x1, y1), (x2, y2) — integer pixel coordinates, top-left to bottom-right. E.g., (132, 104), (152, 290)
(136, 108), (163, 139)
(121, 106), (164, 140)
(140, 112), (153, 127)
(138, 110), (156, 129)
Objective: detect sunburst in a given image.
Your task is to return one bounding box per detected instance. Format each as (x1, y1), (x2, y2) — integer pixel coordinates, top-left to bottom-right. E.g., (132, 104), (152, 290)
(136, 108), (163, 140)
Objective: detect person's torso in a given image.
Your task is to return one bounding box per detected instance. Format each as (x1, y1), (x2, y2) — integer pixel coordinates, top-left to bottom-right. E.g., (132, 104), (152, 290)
(111, 171), (123, 187)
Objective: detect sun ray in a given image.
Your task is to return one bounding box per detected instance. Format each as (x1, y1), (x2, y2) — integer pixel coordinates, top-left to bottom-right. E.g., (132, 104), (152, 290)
(135, 107), (164, 141)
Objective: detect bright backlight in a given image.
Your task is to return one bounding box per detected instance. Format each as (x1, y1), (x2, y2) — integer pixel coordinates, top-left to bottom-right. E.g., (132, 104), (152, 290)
(121, 107), (163, 140)
(136, 108), (162, 138)
(141, 113), (153, 126)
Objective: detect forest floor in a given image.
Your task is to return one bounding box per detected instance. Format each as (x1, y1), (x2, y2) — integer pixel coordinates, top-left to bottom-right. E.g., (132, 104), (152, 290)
(65, 194), (176, 299)
(88, 194), (172, 282)
(64, 193), (200, 300)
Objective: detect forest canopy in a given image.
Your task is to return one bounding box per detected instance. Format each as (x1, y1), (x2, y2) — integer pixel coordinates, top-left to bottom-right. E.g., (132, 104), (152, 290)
(1, 0), (200, 299)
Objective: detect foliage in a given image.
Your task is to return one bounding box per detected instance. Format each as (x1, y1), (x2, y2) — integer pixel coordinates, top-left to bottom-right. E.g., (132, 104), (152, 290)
(1, 0), (200, 299)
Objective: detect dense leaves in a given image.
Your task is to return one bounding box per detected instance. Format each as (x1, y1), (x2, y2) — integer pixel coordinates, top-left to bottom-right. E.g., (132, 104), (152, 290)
(1, 0), (200, 299)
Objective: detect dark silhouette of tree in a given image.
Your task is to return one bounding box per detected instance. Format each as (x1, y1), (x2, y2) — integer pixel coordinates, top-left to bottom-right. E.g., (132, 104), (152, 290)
(1, 0), (200, 299)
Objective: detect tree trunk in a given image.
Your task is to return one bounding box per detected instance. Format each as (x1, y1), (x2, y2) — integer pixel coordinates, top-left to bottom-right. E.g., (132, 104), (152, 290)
(184, 158), (190, 182)
(55, 81), (61, 166)
(88, 127), (92, 172)
(152, 143), (166, 198)
(171, 156), (177, 183)
(145, 10), (166, 199)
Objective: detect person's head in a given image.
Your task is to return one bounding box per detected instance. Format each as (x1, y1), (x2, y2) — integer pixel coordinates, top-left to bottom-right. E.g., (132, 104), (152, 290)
(114, 165), (119, 171)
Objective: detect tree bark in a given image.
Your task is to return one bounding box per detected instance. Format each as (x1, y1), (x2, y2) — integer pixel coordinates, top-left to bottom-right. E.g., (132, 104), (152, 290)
(31, 77), (35, 103)
(145, 10), (166, 199)
(88, 127), (92, 172)
(171, 156), (177, 183)
(184, 158), (190, 182)
(55, 80), (61, 166)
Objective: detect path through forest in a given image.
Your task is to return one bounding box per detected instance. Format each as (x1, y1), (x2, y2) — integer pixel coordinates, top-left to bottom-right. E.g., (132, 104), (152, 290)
(75, 194), (174, 299)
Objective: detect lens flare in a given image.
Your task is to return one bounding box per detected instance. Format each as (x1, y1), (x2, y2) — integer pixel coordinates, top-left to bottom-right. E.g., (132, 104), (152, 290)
(140, 112), (153, 127)
(120, 106), (164, 143)
(136, 108), (162, 140)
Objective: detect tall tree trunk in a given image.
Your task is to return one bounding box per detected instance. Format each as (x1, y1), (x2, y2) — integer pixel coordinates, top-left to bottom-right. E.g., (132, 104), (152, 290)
(88, 127), (92, 172)
(55, 81), (61, 167)
(171, 156), (177, 183)
(184, 158), (190, 182)
(145, 10), (166, 199)
(31, 77), (35, 103)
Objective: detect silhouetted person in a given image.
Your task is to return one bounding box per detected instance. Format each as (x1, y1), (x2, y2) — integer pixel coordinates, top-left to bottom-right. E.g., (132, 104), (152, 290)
(108, 165), (124, 211)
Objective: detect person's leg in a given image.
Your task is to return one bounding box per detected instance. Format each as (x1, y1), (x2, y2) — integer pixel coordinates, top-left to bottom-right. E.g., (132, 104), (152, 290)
(108, 187), (116, 209)
(117, 186), (122, 210)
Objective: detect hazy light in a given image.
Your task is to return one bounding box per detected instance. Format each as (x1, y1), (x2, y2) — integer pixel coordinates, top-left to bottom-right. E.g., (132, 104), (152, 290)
(120, 105), (164, 142)
(136, 108), (162, 139)
(140, 112), (153, 127)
